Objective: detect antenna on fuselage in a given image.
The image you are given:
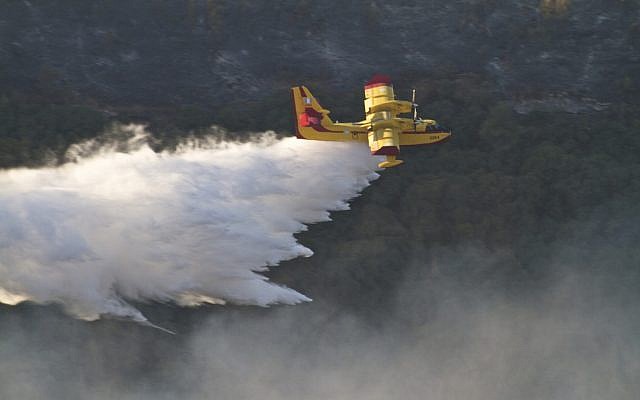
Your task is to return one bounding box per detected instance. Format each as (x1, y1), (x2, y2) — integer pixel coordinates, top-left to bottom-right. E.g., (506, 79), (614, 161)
(411, 89), (418, 131)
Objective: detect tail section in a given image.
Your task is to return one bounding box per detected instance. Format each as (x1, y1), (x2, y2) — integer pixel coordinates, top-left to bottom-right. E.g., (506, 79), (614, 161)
(291, 86), (339, 139)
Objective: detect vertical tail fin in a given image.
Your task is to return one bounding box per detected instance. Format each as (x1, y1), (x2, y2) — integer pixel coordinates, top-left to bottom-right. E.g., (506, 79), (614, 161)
(291, 86), (335, 138)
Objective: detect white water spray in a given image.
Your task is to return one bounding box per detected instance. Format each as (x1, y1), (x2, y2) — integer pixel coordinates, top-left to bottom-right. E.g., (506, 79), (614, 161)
(0, 126), (380, 323)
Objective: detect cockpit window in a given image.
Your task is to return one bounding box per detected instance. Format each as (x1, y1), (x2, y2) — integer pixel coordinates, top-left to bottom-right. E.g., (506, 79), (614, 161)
(427, 124), (448, 132)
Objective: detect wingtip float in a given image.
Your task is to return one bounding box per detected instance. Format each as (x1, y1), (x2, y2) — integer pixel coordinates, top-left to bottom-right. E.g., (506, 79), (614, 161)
(291, 74), (451, 169)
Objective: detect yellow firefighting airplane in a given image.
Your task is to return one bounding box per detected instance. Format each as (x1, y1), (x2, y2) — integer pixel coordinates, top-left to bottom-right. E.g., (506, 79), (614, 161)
(291, 75), (451, 168)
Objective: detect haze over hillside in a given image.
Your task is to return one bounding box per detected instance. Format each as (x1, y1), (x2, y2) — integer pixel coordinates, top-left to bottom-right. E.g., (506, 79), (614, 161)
(0, 1), (639, 399)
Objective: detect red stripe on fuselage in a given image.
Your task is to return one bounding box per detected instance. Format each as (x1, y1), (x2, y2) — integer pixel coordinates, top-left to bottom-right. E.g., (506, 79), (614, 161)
(302, 106), (343, 133)
(372, 146), (399, 156)
(401, 130), (450, 134)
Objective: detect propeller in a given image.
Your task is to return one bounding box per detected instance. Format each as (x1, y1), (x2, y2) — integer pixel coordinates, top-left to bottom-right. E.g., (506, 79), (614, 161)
(411, 89), (418, 131)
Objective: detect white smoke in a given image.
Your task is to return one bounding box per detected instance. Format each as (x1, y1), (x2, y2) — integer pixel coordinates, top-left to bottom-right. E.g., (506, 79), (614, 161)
(0, 125), (380, 323)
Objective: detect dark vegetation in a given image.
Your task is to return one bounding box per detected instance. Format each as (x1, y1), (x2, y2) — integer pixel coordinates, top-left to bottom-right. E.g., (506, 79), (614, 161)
(1, 0), (639, 314)
(1, 3), (639, 398)
(0, 84), (295, 167)
(9, 84), (638, 322)
(2, 67), (639, 262)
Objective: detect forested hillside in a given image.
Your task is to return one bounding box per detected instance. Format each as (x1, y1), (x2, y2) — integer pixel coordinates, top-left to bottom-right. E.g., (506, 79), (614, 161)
(1, 1), (639, 303)
(2, 2), (640, 398)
